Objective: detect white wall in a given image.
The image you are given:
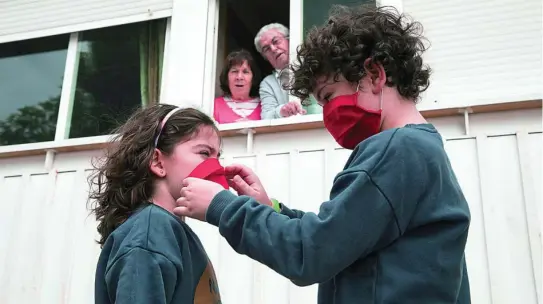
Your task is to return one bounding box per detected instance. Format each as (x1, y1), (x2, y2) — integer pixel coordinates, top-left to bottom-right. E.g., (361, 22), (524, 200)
(0, 109), (540, 304)
(221, 108), (543, 155)
(403, 0), (542, 110)
(0, 0), (173, 43)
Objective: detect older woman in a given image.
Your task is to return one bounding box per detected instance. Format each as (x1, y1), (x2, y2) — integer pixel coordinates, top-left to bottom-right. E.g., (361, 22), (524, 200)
(213, 49), (262, 124)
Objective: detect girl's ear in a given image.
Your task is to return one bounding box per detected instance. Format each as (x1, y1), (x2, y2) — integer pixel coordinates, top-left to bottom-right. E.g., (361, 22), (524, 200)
(149, 149), (166, 177)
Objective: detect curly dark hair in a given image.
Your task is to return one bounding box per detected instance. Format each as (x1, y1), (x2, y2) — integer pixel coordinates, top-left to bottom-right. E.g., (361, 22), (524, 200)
(219, 49), (261, 98)
(88, 104), (219, 246)
(288, 5), (431, 104)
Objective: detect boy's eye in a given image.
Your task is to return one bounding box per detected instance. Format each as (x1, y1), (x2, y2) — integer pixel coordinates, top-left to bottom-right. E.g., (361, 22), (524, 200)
(199, 151), (210, 157)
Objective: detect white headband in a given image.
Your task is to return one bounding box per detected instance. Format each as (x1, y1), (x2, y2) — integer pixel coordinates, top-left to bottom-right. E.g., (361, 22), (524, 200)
(154, 107), (181, 148)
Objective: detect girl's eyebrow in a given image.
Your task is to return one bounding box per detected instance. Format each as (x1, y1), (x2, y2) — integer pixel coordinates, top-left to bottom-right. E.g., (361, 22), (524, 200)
(193, 144), (220, 156)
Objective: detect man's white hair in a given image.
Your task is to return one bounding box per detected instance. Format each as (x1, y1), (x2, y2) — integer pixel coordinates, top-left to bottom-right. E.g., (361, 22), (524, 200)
(254, 23), (289, 54)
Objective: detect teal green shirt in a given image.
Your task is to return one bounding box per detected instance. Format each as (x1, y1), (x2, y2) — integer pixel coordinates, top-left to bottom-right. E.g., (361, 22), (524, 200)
(95, 204), (221, 304)
(207, 124), (471, 303)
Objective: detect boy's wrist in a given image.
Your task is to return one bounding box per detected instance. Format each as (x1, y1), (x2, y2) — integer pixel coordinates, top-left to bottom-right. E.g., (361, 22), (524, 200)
(269, 198), (282, 213)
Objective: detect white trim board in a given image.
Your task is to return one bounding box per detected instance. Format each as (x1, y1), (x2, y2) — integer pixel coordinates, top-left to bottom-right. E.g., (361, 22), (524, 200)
(0, 9), (172, 44)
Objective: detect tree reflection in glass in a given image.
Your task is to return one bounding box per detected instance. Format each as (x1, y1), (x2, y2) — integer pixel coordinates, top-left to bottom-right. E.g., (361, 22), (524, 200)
(0, 34), (69, 145)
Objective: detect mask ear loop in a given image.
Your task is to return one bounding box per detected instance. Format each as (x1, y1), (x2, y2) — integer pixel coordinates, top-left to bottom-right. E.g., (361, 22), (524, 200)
(379, 89), (383, 110)
(378, 89), (384, 130)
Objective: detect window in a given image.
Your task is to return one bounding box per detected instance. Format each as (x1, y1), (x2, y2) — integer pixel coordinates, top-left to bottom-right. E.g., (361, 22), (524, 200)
(0, 19), (167, 147)
(0, 34), (69, 145)
(217, 0), (290, 90)
(212, 0), (291, 125)
(68, 19), (167, 139)
(212, 0), (375, 125)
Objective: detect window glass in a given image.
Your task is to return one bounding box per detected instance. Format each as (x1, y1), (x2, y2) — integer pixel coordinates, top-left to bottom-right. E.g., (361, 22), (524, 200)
(68, 19), (166, 139)
(303, 0), (375, 34)
(299, 1), (376, 115)
(0, 34), (69, 145)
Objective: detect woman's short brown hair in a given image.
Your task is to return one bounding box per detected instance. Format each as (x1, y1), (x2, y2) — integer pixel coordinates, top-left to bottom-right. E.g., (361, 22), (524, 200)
(219, 49), (261, 98)
(288, 5), (431, 103)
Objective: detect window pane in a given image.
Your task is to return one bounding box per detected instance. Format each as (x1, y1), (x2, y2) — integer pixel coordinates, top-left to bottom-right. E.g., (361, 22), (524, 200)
(68, 19), (166, 139)
(303, 0), (375, 34)
(0, 34), (69, 146)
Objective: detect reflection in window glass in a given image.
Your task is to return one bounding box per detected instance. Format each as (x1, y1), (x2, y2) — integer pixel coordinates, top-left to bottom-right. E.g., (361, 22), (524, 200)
(0, 35), (69, 146)
(300, 1), (375, 115)
(68, 19), (166, 139)
(303, 0), (375, 34)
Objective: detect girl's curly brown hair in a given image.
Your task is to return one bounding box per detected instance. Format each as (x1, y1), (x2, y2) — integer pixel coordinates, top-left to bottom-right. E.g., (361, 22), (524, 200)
(88, 104), (219, 247)
(288, 5), (431, 104)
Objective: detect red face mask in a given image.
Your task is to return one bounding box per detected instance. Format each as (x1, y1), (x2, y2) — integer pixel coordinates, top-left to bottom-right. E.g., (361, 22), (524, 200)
(187, 158), (229, 189)
(323, 91), (382, 150)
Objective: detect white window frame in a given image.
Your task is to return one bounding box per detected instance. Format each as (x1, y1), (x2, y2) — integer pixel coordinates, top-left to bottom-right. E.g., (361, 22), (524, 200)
(201, 0), (326, 130)
(376, 0), (403, 13)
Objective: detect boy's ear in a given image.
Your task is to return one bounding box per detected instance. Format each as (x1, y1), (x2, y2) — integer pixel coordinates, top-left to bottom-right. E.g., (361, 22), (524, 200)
(149, 149), (166, 177)
(363, 58), (386, 94)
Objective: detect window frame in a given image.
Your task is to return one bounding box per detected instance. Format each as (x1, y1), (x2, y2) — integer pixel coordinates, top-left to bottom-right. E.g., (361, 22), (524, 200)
(0, 16), (172, 154)
(203, 0), (314, 128)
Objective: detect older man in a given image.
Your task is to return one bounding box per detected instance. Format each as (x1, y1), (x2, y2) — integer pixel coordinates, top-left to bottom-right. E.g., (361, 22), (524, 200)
(254, 23), (306, 119)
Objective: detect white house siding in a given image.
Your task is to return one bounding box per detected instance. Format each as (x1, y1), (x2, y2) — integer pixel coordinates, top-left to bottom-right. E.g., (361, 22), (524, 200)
(0, 109), (540, 304)
(402, 0), (542, 111)
(0, 0), (173, 43)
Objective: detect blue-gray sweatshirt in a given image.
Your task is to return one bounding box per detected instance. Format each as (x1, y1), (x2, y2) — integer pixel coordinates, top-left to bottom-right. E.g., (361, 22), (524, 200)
(206, 124), (471, 303)
(94, 204), (222, 304)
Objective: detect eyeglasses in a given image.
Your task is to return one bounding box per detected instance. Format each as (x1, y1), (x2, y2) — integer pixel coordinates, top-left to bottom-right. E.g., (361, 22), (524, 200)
(261, 35), (289, 54)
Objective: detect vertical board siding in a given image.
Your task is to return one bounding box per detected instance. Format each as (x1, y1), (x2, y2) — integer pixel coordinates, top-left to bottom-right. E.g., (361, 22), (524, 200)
(402, 0), (542, 110)
(0, 132), (540, 303)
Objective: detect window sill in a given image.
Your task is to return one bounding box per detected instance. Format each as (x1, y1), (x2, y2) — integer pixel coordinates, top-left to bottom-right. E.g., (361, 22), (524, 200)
(0, 99), (540, 159)
(218, 113), (324, 136)
(219, 99), (542, 137)
(0, 135), (112, 159)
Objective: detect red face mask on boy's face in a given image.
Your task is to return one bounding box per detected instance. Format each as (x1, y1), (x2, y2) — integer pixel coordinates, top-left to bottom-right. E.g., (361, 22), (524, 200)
(323, 88), (383, 150)
(187, 158), (229, 189)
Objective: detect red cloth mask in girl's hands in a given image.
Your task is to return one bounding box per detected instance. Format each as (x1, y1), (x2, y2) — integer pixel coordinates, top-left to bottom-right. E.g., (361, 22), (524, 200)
(187, 158), (229, 190)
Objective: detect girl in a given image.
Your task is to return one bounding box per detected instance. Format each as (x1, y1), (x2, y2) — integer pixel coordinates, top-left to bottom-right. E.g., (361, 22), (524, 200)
(90, 104), (224, 304)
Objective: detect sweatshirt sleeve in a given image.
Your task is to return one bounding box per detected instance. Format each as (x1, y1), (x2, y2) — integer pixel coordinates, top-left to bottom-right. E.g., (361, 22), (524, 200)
(105, 247), (178, 304)
(206, 169), (403, 286)
(278, 203), (305, 219)
(259, 79), (283, 119)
